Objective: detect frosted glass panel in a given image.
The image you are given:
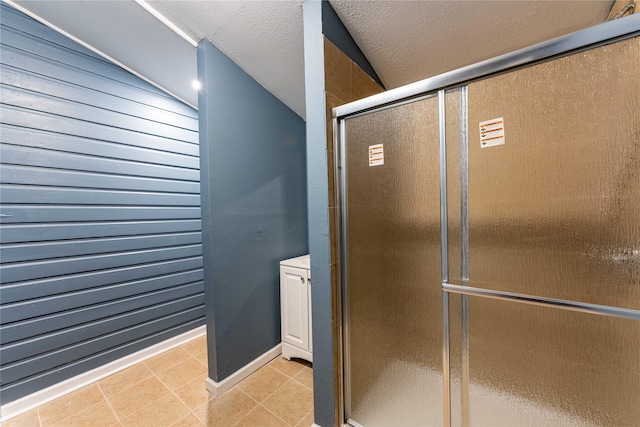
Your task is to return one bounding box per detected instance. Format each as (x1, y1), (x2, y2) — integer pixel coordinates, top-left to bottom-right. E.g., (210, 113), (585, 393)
(344, 96), (442, 426)
(465, 296), (640, 426)
(467, 37), (640, 309)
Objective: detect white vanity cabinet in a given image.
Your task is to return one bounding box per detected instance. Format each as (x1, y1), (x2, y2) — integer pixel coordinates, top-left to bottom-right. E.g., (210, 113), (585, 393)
(280, 255), (312, 362)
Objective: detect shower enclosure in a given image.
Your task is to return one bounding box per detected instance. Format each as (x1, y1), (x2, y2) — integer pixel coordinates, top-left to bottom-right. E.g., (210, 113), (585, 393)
(334, 17), (640, 427)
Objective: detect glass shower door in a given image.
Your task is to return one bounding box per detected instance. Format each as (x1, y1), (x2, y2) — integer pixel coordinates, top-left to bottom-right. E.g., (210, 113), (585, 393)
(342, 95), (443, 426)
(457, 36), (640, 426)
(339, 32), (640, 427)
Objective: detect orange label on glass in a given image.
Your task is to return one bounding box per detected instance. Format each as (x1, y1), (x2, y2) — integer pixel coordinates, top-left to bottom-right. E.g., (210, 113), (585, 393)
(369, 144), (384, 166)
(480, 117), (505, 148)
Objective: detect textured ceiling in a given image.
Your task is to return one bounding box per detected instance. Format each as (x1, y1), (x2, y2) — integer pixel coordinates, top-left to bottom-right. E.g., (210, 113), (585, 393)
(147, 0), (305, 118)
(330, 0), (613, 90)
(8, 0), (613, 119)
(9, 0), (198, 108)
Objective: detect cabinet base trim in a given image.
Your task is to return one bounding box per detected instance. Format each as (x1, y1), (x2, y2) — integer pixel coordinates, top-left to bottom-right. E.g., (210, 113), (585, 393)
(282, 342), (313, 363)
(205, 343), (282, 396)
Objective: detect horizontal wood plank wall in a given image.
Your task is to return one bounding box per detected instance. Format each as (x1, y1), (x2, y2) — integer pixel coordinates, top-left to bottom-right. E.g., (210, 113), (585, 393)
(0, 4), (204, 404)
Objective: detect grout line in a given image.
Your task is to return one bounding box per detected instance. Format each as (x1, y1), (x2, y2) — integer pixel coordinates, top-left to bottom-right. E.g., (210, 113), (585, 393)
(230, 404), (256, 427)
(153, 353), (205, 392)
(246, 372), (290, 404)
(193, 350), (208, 366)
(119, 344), (206, 424)
(190, 400), (209, 426)
(36, 407), (43, 427)
(297, 406), (315, 427)
(229, 388), (263, 427)
(235, 386), (260, 404)
(118, 391), (171, 425)
(178, 340), (200, 357)
(246, 361), (313, 425)
(153, 354), (212, 421)
(97, 383), (122, 425)
(243, 378), (307, 427)
(231, 387), (293, 427)
(259, 402), (294, 426)
(166, 380), (197, 409)
(170, 411), (198, 427)
(112, 369), (177, 424)
(144, 347), (192, 374)
(150, 368), (182, 397)
(269, 361), (306, 378)
(291, 367), (313, 391)
(47, 398), (105, 427)
(194, 353), (208, 369)
(177, 339), (206, 359)
(104, 365), (155, 395)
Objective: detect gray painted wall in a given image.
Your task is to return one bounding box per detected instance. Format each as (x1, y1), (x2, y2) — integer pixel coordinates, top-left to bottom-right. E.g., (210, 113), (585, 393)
(0, 4), (204, 404)
(304, 2), (382, 424)
(303, 2), (335, 426)
(197, 40), (308, 382)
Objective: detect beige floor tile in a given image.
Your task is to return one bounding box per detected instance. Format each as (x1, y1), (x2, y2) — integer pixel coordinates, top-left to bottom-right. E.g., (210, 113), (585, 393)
(7, 333), (315, 427)
(173, 376), (213, 410)
(268, 357), (306, 378)
(38, 384), (104, 427)
(233, 405), (288, 427)
(170, 413), (205, 426)
(193, 388), (257, 427)
(2, 409), (40, 427)
(180, 336), (207, 357)
(98, 363), (154, 398)
(194, 351), (208, 366)
(292, 367), (313, 390)
(50, 401), (118, 427)
(144, 347), (192, 374)
(155, 357), (207, 391)
(262, 380), (313, 426)
(107, 376), (170, 420)
(119, 393), (190, 427)
(295, 408), (314, 427)
(237, 366), (288, 403)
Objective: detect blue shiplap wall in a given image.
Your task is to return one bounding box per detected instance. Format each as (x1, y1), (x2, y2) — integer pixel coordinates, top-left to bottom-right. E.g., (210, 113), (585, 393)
(0, 4), (205, 404)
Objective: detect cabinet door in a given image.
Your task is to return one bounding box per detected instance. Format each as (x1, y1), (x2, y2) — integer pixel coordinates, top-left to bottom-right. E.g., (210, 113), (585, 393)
(281, 266), (309, 351)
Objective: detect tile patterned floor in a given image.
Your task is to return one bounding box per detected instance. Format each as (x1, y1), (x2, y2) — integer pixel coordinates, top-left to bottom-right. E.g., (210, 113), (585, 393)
(4, 336), (314, 427)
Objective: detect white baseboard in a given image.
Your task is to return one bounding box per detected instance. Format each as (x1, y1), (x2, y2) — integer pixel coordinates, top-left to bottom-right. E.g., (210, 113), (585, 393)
(205, 344), (282, 396)
(0, 325), (206, 422)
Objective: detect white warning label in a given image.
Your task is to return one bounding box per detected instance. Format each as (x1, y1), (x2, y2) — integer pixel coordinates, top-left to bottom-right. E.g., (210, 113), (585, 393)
(369, 144), (384, 166)
(479, 117), (505, 148)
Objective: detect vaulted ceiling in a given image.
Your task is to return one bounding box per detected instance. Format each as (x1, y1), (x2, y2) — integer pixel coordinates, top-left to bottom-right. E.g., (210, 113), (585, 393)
(8, 0), (613, 119)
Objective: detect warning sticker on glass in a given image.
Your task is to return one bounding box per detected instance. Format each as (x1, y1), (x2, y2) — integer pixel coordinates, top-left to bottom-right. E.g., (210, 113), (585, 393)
(479, 117), (505, 148)
(369, 144), (384, 167)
